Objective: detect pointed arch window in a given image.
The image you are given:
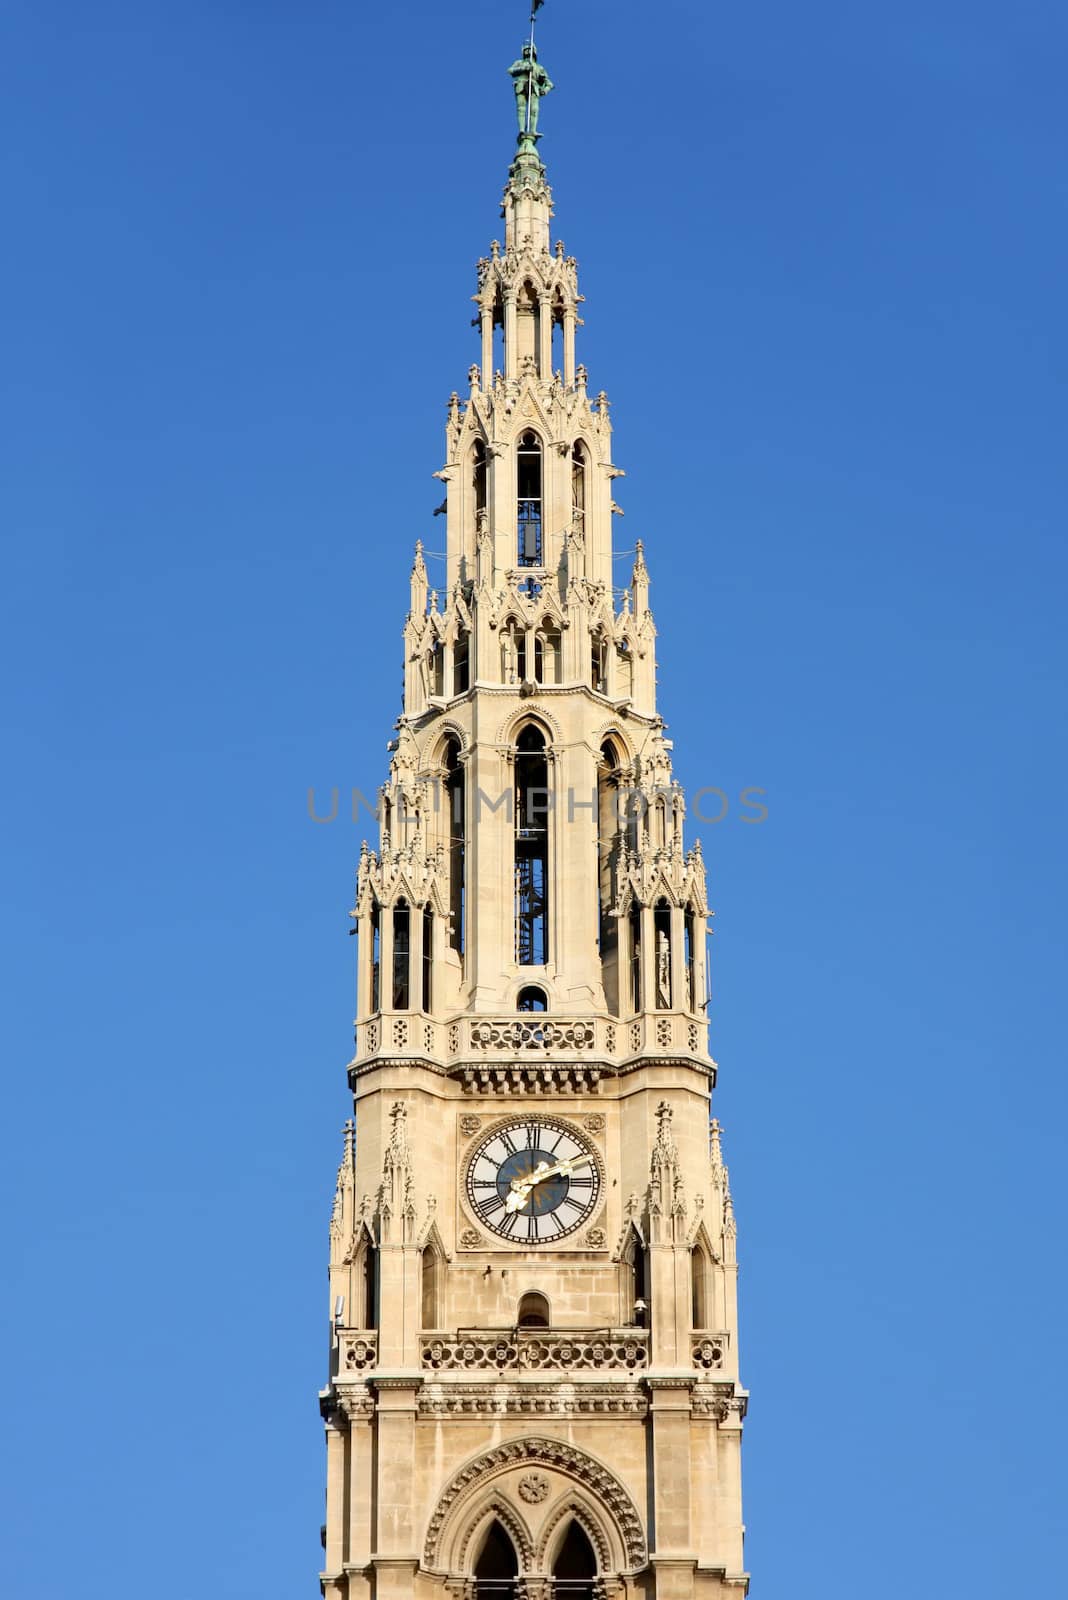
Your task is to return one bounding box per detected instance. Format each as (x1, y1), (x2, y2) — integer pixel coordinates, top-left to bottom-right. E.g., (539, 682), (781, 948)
(597, 741), (622, 959)
(453, 626), (470, 694)
(553, 1521), (598, 1598)
(536, 625), (560, 685)
(370, 905), (381, 1014)
(422, 906), (434, 1012)
(444, 740), (465, 954)
(516, 985), (547, 1012)
(654, 899), (672, 1010)
(472, 438), (487, 515)
(421, 1238), (443, 1330)
(629, 904), (642, 1012)
(685, 908), (697, 1012)
(692, 1240), (711, 1329)
(474, 1521), (519, 1598)
(392, 901), (411, 1009)
(622, 1228), (648, 1326)
(517, 431), (543, 566)
(515, 725), (550, 965)
(571, 440), (587, 535)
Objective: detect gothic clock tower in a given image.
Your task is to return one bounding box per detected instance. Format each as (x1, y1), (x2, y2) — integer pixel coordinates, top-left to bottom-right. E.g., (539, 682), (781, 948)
(320, 21), (748, 1599)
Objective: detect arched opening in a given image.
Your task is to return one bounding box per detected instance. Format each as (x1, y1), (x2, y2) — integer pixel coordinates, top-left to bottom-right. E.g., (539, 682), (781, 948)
(571, 441), (587, 535)
(516, 1290), (550, 1328)
(501, 618), (526, 684)
(357, 1239), (378, 1329)
(453, 626), (470, 694)
(472, 439), (487, 516)
(553, 1521), (598, 1596)
(517, 431), (543, 566)
(551, 290), (566, 374)
(691, 1241), (710, 1329)
(598, 740), (623, 1013)
(684, 908), (697, 1012)
(654, 899), (672, 1010)
(590, 629), (606, 693)
(422, 905), (434, 1012)
(536, 625), (560, 685)
(622, 1230), (648, 1327)
(516, 279), (541, 375)
(474, 1520), (519, 1598)
(492, 292), (505, 377)
(370, 905), (381, 1013)
(429, 639), (444, 698)
(628, 904), (642, 1013)
(516, 985), (547, 1012)
(515, 724), (549, 965)
(444, 740), (465, 954)
(392, 900), (411, 1009)
(421, 1240), (443, 1330)
(617, 636), (633, 698)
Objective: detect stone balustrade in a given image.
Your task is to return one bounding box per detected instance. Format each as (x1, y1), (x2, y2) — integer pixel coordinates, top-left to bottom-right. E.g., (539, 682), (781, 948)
(352, 1010), (710, 1075)
(420, 1328), (650, 1374)
(336, 1331), (378, 1375)
(690, 1332), (729, 1373)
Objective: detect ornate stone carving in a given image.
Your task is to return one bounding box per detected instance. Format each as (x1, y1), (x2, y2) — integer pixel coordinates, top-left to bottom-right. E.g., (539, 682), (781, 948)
(459, 1115), (482, 1137)
(469, 1017), (595, 1051)
(458, 1226), (484, 1249)
(517, 1471), (550, 1504)
(420, 1331), (648, 1373)
(338, 1333), (378, 1373)
(584, 1227), (607, 1249)
(423, 1435), (646, 1569)
(584, 1113), (605, 1134)
(691, 1335), (727, 1372)
(417, 1385), (647, 1419)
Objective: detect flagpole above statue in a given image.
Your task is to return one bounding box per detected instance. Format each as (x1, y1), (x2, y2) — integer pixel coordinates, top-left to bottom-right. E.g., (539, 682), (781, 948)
(509, 0), (553, 169)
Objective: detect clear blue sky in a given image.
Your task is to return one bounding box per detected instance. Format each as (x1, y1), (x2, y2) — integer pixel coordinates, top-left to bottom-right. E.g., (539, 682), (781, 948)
(3, 1), (1065, 1594)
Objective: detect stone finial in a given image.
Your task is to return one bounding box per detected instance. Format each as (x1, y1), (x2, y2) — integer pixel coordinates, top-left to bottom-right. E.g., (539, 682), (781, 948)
(410, 540), (428, 616)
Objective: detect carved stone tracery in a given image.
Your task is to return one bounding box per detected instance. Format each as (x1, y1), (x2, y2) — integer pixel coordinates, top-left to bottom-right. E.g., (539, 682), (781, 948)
(423, 1436), (646, 1570)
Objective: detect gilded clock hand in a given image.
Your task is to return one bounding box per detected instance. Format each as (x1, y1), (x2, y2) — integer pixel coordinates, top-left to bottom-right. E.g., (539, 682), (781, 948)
(504, 1156), (580, 1211)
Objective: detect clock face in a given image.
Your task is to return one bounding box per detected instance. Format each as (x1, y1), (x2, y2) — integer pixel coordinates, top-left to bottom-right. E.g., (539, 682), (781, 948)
(465, 1118), (601, 1243)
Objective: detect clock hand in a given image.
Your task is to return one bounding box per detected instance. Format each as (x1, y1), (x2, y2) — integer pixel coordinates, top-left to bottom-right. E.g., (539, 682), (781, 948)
(504, 1157), (582, 1211)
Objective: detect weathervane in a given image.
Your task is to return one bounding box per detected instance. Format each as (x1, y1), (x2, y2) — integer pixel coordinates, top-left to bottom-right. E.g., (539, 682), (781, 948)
(509, 0), (553, 152)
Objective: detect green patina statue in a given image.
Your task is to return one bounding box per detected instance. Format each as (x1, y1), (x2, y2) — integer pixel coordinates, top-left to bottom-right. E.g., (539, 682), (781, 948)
(509, 42), (553, 139)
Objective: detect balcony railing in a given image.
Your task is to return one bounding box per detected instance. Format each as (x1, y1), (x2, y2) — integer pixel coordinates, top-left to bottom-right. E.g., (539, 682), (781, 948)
(420, 1328), (649, 1375)
(352, 1011), (711, 1073)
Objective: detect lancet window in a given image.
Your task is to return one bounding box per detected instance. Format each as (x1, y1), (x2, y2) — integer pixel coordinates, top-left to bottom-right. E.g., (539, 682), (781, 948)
(422, 906), (433, 1012)
(590, 630), (606, 692)
(392, 901), (410, 1009)
(654, 899), (672, 1010)
(691, 1240), (711, 1329)
(444, 740), (465, 953)
(685, 909), (697, 1012)
(629, 904), (642, 1012)
(473, 1522), (518, 1598)
(553, 1522), (598, 1597)
(536, 625), (560, 684)
(453, 627), (470, 693)
(517, 431), (543, 566)
(515, 724), (549, 965)
(501, 619), (526, 684)
(597, 741), (622, 957)
(571, 440), (587, 534)
(421, 1239), (443, 1329)
(370, 905), (381, 1013)
(472, 438), (487, 516)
